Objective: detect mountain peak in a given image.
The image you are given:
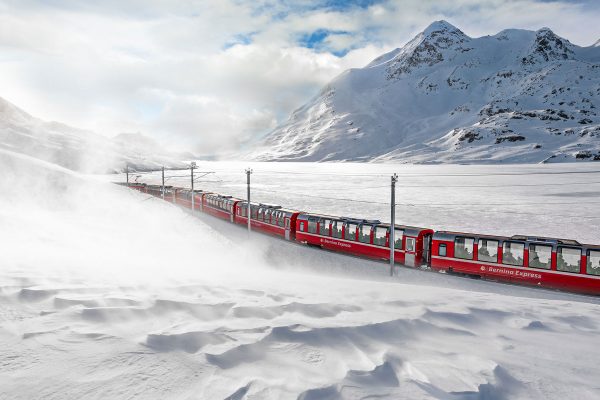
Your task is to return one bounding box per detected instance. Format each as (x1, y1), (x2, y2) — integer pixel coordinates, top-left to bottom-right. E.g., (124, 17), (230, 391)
(422, 20), (465, 37)
(522, 27), (574, 65)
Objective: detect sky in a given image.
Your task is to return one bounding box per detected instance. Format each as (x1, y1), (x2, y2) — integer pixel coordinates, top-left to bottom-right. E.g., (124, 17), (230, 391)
(0, 0), (599, 155)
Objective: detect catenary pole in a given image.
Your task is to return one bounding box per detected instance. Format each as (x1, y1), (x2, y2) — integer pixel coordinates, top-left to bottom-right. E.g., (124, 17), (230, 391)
(246, 168), (252, 234)
(161, 166), (165, 200)
(390, 173), (398, 276)
(190, 162), (196, 213)
(125, 163), (129, 187)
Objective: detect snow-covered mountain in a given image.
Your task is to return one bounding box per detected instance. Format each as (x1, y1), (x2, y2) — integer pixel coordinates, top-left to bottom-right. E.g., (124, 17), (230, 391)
(0, 96), (187, 172)
(249, 21), (600, 163)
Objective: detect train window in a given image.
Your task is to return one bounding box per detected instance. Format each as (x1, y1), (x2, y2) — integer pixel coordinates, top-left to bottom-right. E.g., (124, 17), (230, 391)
(394, 229), (404, 250)
(285, 218), (290, 229)
(258, 208), (265, 221)
(439, 244), (447, 257)
(278, 213), (285, 227)
(502, 242), (524, 266)
(265, 209), (272, 224)
(332, 221), (343, 238)
(251, 207), (258, 219)
(478, 239), (498, 263)
(359, 225), (371, 244)
(308, 219), (318, 234)
(529, 244), (552, 270)
(454, 237), (474, 260)
(557, 247), (581, 273)
(319, 219), (331, 236)
(587, 250), (600, 276)
(374, 226), (387, 246)
(346, 223), (357, 241)
(299, 221), (305, 231)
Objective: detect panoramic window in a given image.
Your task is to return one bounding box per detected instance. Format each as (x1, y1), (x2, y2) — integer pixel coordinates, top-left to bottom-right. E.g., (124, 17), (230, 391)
(478, 239), (499, 263)
(439, 243), (447, 257)
(454, 237), (475, 260)
(278, 213), (285, 227)
(251, 207), (258, 219)
(588, 250), (600, 276)
(502, 242), (524, 266)
(332, 221), (343, 238)
(394, 229), (404, 250)
(557, 247), (581, 273)
(359, 225), (371, 244)
(346, 223), (357, 240)
(529, 244), (552, 270)
(319, 219), (331, 236)
(373, 226), (387, 246)
(308, 219), (318, 234)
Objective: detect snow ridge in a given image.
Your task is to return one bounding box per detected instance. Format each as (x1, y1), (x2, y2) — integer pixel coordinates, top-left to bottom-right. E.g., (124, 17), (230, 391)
(0, 96), (186, 172)
(249, 21), (600, 163)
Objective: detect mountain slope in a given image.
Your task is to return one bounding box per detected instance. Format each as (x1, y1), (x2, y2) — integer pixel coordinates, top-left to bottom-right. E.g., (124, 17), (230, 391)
(0, 97), (186, 172)
(249, 21), (600, 163)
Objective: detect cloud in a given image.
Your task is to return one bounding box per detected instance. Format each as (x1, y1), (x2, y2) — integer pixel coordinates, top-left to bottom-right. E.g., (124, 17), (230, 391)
(0, 0), (598, 155)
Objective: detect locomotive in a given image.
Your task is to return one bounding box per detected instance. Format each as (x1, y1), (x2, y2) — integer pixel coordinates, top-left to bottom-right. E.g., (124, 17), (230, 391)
(123, 183), (600, 296)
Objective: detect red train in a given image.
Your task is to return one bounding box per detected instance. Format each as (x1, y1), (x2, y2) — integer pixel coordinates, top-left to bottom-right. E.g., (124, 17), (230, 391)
(122, 182), (600, 296)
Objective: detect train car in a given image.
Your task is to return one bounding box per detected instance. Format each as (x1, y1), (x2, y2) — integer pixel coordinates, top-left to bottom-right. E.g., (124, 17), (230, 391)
(174, 188), (207, 212)
(144, 184), (176, 201)
(295, 213), (434, 267)
(203, 193), (242, 222)
(431, 231), (600, 295)
(129, 183), (147, 193)
(234, 202), (300, 240)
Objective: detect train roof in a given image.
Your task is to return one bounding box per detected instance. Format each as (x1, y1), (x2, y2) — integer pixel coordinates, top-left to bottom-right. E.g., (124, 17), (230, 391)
(297, 212), (432, 234)
(238, 201), (299, 214)
(434, 231), (600, 248)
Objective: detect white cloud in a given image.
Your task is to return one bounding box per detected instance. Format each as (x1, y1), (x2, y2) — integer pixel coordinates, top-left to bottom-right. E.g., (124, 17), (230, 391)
(0, 0), (598, 155)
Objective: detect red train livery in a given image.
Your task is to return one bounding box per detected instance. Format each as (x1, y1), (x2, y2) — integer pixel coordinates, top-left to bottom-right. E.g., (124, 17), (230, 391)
(431, 232), (600, 295)
(122, 182), (600, 296)
(295, 214), (433, 267)
(234, 202), (299, 240)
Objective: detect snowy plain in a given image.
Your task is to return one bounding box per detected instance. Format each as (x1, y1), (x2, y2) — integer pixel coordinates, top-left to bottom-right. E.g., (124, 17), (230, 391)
(2, 153), (600, 399)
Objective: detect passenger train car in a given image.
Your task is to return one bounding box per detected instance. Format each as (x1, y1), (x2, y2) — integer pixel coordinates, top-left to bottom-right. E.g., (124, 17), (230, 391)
(121, 182), (600, 296)
(431, 232), (600, 295)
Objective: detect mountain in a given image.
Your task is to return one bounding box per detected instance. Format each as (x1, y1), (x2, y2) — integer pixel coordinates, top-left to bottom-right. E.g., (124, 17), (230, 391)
(249, 21), (600, 163)
(0, 97), (186, 172)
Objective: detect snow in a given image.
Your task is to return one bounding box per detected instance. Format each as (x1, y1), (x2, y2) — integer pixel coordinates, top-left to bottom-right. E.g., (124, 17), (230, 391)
(248, 21), (600, 163)
(0, 96), (186, 173)
(2, 151), (600, 399)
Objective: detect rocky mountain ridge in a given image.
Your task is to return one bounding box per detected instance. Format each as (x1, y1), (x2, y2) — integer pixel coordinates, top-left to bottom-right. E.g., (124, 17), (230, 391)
(249, 21), (600, 163)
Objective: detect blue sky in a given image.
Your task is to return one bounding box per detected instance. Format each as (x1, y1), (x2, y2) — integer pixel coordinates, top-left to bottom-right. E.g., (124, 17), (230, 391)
(0, 0), (598, 153)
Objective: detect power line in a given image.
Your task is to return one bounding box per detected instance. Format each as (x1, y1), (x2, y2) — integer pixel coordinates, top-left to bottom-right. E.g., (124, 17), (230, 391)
(251, 169), (600, 178)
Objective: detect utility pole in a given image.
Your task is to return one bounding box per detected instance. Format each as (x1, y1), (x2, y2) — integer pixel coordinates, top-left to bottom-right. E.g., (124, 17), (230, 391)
(390, 173), (398, 276)
(125, 163), (129, 187)
(190, 162), (196, 212)
(246, 168), (252, 233)
(161, 166), (165, 200)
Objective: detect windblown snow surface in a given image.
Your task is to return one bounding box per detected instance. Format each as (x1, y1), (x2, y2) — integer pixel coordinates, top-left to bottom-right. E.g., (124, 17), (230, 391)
(2, 153), (600, 399)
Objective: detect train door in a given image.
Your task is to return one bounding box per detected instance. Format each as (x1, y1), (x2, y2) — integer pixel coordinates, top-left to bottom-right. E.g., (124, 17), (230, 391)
(285, 217), (291, 240)
(423, 234), (432, 267)
(405, 237), (416, 267)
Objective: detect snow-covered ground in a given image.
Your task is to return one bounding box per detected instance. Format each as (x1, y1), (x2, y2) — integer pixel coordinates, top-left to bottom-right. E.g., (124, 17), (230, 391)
(2, 153), (600, 399)
(125, 160), (600, 244)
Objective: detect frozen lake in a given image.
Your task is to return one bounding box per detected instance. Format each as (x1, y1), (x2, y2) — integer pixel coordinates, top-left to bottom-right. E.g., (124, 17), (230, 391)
(123, 161), (600, 244)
